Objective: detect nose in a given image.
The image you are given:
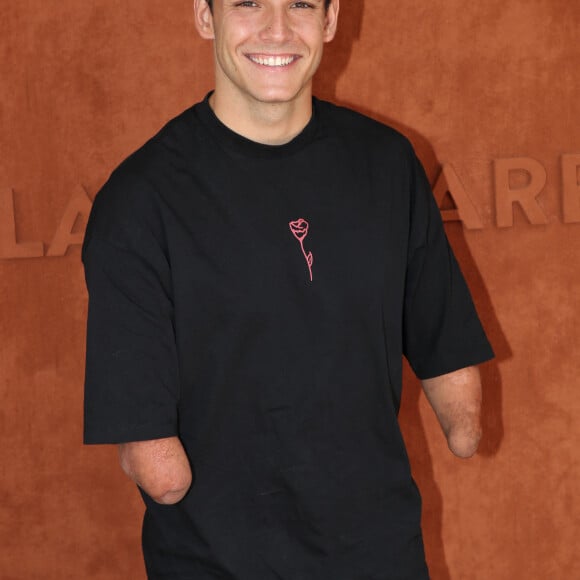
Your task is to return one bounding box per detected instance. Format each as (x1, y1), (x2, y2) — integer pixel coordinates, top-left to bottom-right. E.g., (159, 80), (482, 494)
(259, 6), (293, 43)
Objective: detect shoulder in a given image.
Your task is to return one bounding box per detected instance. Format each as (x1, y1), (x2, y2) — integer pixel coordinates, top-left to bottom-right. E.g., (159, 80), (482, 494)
(314, 99), (415, 159)
(114, 102), (201, 185)
(85, 103), (202, 246)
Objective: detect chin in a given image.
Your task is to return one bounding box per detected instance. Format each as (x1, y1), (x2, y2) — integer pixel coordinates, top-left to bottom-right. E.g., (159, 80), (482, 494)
(249, 86), (310, 106)
(258, 94), (300, 105)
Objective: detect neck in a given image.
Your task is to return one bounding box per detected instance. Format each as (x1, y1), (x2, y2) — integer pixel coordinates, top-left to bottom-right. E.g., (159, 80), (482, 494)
(209, 89), (313, 146)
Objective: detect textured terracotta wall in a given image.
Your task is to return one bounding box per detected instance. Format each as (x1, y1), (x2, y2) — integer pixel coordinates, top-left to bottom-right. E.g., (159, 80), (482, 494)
(1, 1), (579, 578)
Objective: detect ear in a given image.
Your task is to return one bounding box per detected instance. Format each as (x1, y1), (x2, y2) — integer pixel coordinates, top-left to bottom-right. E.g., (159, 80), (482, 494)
(194, 0), (215, 40)
(322, 0), (340, 43)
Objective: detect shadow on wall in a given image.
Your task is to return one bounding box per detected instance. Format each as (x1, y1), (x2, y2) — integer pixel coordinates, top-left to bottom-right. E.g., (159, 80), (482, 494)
(314, 1), (509, 577)
(313, 0), (365, 101)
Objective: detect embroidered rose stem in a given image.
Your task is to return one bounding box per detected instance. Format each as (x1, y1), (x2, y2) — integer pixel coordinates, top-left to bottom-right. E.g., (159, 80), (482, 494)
(289, 218), (314, 282)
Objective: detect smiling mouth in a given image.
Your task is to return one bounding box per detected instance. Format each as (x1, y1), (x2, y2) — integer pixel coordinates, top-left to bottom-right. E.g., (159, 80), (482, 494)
(247, 55), (299, 67)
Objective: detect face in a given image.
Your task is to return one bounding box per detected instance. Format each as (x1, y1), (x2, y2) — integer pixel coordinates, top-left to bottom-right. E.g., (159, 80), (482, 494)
(195, 0), (339, 110)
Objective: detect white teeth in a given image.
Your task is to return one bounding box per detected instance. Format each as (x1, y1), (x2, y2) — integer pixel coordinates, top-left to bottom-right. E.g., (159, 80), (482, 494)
(249, 55), (295, 67)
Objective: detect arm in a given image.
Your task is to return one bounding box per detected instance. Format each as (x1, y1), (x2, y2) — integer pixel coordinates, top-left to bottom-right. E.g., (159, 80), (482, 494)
(421, 365), (482, 458)
(119, 436), (193, 504)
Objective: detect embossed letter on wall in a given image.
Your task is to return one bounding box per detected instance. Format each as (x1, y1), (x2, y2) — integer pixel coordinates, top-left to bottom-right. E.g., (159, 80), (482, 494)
(0, 187), (92, 259)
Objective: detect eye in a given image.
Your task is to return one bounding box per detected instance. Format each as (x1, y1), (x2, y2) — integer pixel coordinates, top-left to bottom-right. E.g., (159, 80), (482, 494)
(291, 2), (316, 8)
(235, 1), (259, 6)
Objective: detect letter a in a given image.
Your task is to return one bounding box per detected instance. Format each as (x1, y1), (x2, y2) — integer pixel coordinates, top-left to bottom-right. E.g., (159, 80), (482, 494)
(433, 164), (483, 229)
(47, 187), (93, 256)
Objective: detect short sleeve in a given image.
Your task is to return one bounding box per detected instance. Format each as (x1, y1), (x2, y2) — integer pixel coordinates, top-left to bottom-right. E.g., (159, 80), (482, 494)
(82, 170), (180, 444)
(403, 154), (494, 379)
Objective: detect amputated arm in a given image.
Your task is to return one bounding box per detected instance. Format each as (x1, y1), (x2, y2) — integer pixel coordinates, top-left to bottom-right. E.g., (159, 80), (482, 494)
(119, 436), (192, 504)
(421, 365), (482, 458)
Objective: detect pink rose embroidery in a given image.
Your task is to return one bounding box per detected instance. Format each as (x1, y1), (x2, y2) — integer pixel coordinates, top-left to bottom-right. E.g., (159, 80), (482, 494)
(289, 218), (314, 282)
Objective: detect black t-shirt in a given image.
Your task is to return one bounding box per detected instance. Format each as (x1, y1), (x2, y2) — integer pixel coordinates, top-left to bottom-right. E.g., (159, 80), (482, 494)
(83, 95), (493, 579)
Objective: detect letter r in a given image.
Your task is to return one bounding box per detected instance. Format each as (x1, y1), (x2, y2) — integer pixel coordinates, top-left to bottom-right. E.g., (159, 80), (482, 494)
(494, 157), (548, 228)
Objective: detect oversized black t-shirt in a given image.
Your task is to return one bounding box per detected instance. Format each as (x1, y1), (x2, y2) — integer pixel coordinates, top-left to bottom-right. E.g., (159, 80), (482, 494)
(83, 95), (494, 580)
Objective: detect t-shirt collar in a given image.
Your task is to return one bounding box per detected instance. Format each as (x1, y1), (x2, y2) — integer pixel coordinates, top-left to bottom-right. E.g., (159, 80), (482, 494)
(195, 91), (320, 159)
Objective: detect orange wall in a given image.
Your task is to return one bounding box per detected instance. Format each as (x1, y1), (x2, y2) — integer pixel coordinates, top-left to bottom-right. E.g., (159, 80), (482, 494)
(1, 1), (579, 578)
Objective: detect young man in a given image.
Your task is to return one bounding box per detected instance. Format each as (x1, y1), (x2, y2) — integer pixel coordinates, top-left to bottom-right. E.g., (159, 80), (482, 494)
(83, 0), (493, 578)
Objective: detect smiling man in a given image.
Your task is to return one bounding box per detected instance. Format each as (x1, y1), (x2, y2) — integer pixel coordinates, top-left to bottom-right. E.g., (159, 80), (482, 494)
(82, 1), (494, 578)
(197, 0), (337, 144)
